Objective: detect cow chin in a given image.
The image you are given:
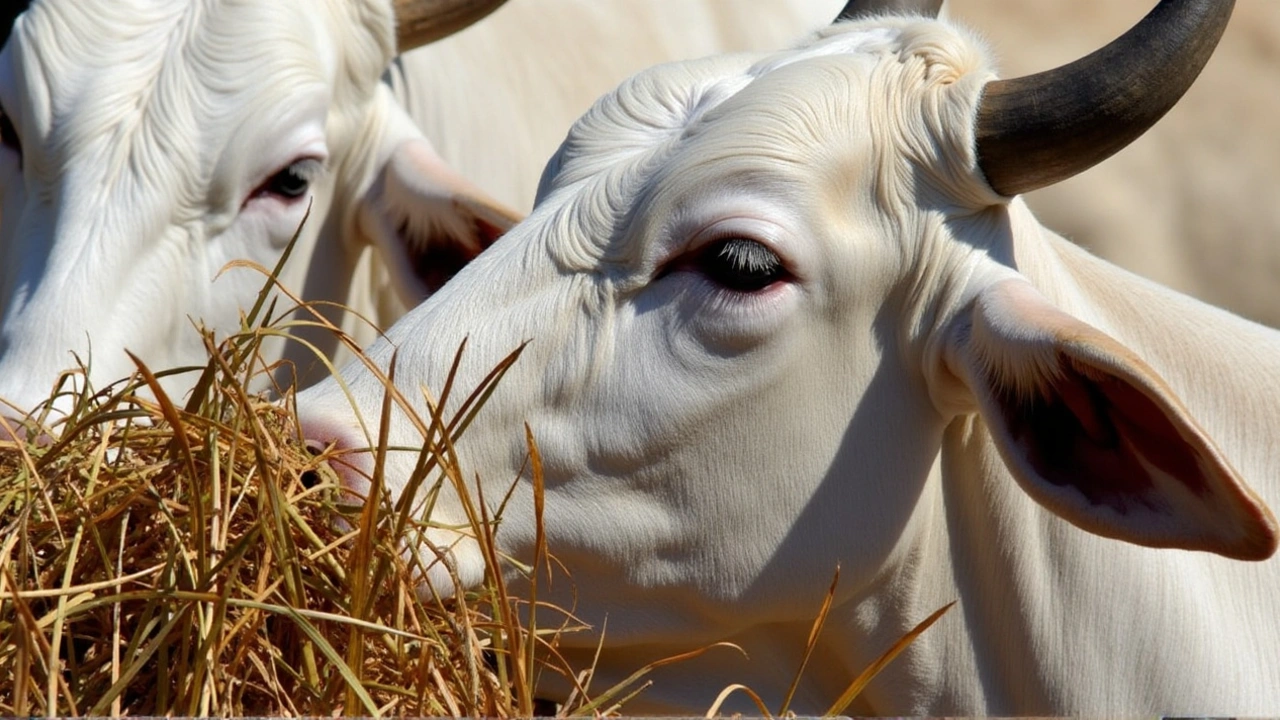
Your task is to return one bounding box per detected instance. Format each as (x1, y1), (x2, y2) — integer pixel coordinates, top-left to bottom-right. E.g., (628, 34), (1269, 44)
(299, 417), (487, 600)
(409, 530), (486, 602)
(314, 468), (487, 600)
(331, 504), (487, 601)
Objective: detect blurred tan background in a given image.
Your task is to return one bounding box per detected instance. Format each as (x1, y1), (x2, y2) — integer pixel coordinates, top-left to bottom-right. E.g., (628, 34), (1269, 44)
(953, 0), (1280, 326)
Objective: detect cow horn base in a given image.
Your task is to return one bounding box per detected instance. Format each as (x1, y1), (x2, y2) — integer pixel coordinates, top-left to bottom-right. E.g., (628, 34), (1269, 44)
(393, 0), (508, 52)
(975, 0), (1234, 198)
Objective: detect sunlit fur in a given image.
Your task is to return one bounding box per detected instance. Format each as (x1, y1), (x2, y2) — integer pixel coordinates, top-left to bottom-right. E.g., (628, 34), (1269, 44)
(0, 0), (837, 418)
(297, 15), (1280, 716)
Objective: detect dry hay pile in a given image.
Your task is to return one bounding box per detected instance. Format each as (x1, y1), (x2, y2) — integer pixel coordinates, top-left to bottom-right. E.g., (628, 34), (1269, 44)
(0, 283), (611, 716)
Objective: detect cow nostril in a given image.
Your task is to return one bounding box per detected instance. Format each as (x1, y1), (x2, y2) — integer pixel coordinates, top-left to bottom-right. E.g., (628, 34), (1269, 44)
(296, 418), (372, 499)
(300, 439), (328, 489)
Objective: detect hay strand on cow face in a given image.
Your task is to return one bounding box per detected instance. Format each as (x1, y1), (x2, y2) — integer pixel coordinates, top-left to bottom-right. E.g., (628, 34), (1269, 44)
(825, 600), (956, 716)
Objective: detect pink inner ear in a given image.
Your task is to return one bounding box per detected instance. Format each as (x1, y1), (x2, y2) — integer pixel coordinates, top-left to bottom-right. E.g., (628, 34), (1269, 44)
(402, 213), (507, 294)
(955, 279), (1277, 558)
(998, 354), (1210, 516)
(408, 232), (481, 294)
(473, 215), (507, 248)
(375, 138), (523, 298)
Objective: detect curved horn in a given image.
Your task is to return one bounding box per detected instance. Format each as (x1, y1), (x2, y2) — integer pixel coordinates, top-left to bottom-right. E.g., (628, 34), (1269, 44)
(835, 0), (943, 22)
(976, 0), (1234, 197)
(394, 0), (509, 52)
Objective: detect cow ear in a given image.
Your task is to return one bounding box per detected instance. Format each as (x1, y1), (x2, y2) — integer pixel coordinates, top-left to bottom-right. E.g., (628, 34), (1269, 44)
(945, 279), (1278, 560)
(358, 137), (523, 305)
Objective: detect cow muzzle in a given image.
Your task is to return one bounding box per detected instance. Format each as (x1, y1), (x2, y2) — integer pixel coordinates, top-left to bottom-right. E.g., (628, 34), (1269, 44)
(296, 414), (486, 599)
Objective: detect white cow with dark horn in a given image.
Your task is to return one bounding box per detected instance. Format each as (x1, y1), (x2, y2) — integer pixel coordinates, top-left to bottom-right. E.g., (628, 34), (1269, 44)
(296, 0), (1280, 714)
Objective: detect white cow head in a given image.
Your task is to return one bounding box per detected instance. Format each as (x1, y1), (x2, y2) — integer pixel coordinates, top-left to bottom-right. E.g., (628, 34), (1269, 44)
(295, 0), (1277, 703)
(0, 0), (518, 426)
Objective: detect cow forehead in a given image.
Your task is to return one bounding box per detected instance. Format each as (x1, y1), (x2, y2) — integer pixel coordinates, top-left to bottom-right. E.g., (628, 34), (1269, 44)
(544, 24), (909, 191)
(14, 1), (345, 86)
(536, 20), (971, 273)
(8, 1), (381, 187)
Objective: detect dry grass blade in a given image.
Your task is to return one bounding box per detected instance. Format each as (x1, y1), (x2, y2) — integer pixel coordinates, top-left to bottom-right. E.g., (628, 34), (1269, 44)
(705, 683), (774, 718)
(523, 422), (548, 710)
(779, 564), (839, 716)
(824, 600), (956, 716)
(567, 641), (746, 717)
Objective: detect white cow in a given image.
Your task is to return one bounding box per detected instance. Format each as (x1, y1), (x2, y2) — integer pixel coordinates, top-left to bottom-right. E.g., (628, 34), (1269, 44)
(295, 0), (1280, 714)
(0, 0), (838, 428)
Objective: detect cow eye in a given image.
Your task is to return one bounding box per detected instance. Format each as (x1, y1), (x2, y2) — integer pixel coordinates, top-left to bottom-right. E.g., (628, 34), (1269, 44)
(265, 162), (311, 198)
(254, 158), (321, 201)
(699, 237), (787, 292)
